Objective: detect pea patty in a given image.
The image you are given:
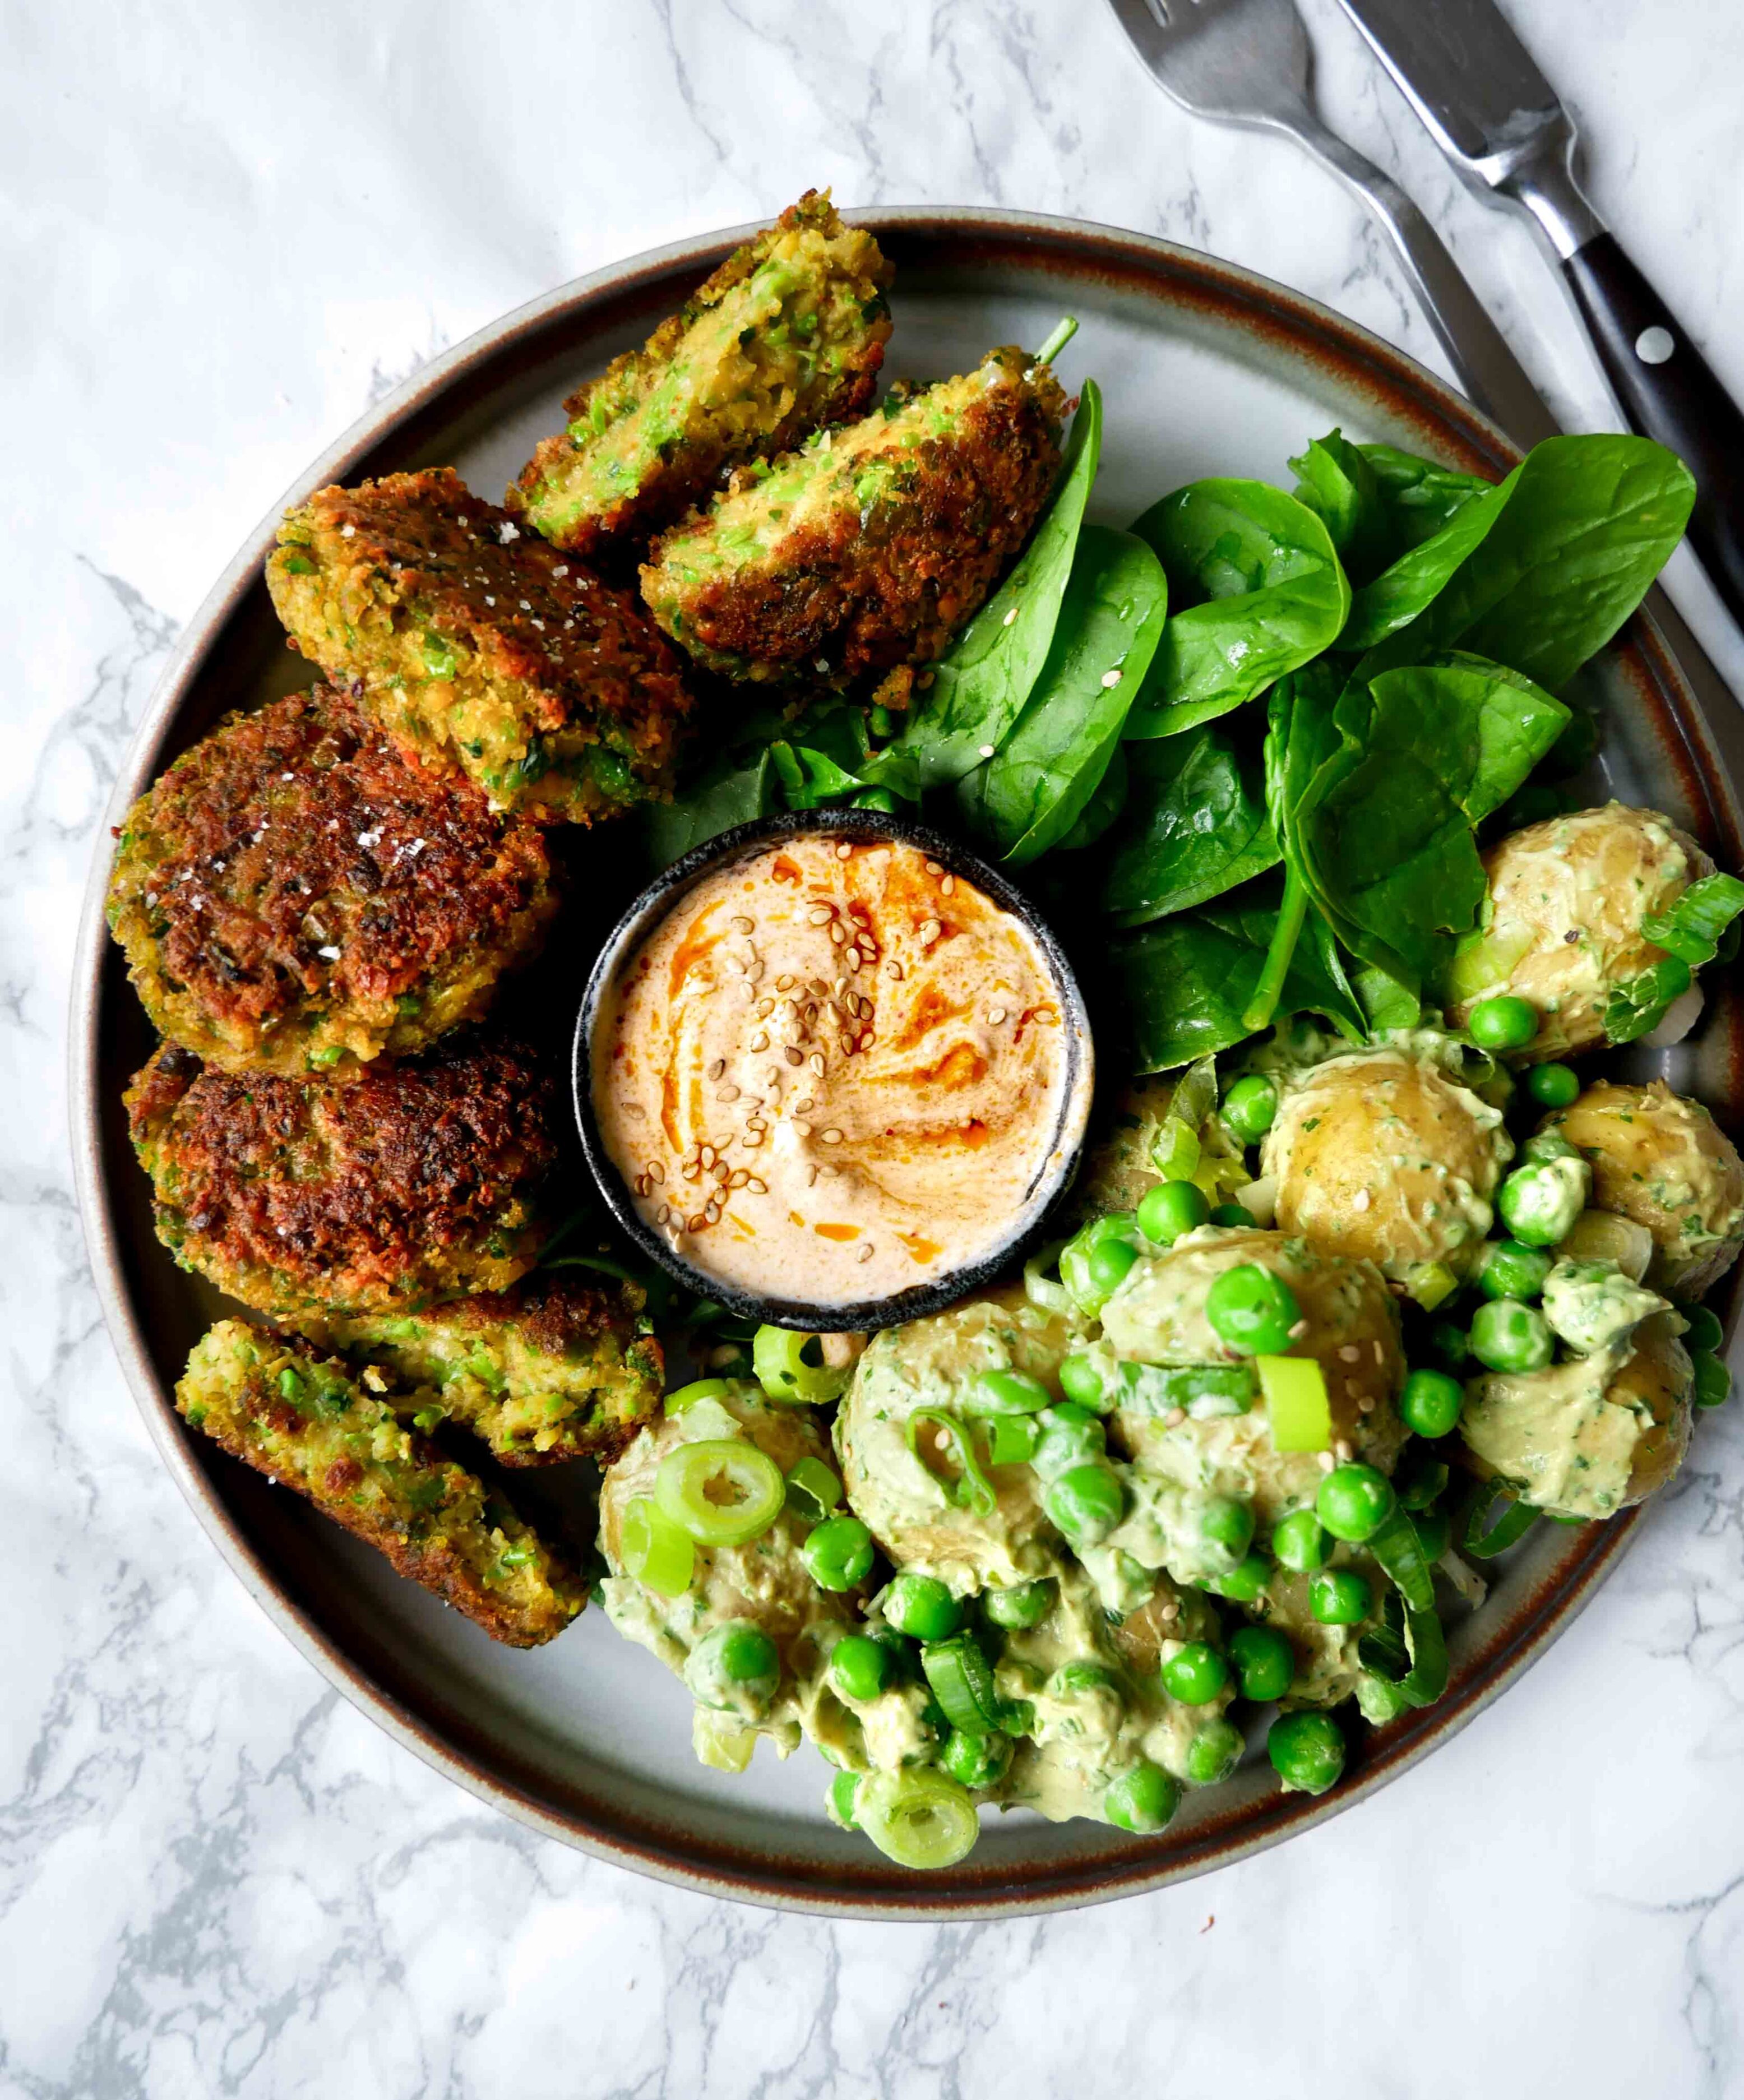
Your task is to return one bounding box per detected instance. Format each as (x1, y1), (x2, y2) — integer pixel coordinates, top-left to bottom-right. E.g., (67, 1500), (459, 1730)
(306, 1273), (664, 1467)
(126, 1035), (558, 1317)
(105, 685), (558, 1076)
(508, 191), (892, 559)
(267, 468), (692, 821)
(640, 347), (1068, 683)
(177, 1321), (586, 1646)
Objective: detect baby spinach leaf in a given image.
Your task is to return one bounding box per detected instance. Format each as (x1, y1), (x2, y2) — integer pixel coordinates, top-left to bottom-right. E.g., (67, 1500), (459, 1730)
(1359, 443), (1493, 553)
(1290, 430), (1390, 586)
(642, 747), (778, 869)
(1287, 653), (1570, 988)
(877, 378), (1103, 790)
(956, 524), (1165, 866)
(1057, 743), (1128, 852)
(1353, 435), (1696, 687)
(1112, 871), (1366, 1072)
(1341, 471), (1517, 652)
(1100, 727), (1279, 927)
(1123, 478), (1351, 738)
(771, 743), (868, 808)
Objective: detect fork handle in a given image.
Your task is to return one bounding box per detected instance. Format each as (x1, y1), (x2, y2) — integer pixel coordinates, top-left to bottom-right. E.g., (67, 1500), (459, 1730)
(1294, 114), (1558, 449)
(1562, 233), (1744, 628)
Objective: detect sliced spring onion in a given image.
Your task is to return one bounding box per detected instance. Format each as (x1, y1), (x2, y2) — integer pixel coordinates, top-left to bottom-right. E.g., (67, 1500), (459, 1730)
(1405, 1261), (1460, 1312)
(1023, 1242), (1075, 1317)
(1357, 1589), (1449, 1709)
(908, 1408), (997, 1516)
(1365, 1505), (1436, 1613)
(1558, 1209), (1654, 1283)
(752, 1325), (849, 1406)
(665, 1377), (755, 1413)
(1603, 955), (1693, 1044)
(618, 1496), (696, 1597)
(785, 1455), (844, 1522)
(982, 1414), (1042, 1468)
(1117, 1362), (1256, 1419)
(692, 1710), (757, 1771)
(855, 1768), (980, 1870)
(1256, 1355), (1331, 1453)
(654, 1438), (786, 1546)
(1640, 871), (1744, 964)
(921, 1632), (1006, 1735)
(1459, 1478), (1539, 1560)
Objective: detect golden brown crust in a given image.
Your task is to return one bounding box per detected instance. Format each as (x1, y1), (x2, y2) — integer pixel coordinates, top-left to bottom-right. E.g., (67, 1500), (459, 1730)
(127, 1036), (558, 1316)
(266, 468), (692, 821)
(105, 685), (558, 1073)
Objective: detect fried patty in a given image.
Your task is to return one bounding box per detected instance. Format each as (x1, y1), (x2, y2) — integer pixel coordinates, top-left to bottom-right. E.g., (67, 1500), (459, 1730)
(267, 468), (692, 822)
(126, 1036), (558, 1317)
(508, 191), (892, 559)
(640, 347), (1068, 683)
(177, 1321), (585, 1645)
(105, 685), (557, 1076)
(304, 1272), (664, 1467)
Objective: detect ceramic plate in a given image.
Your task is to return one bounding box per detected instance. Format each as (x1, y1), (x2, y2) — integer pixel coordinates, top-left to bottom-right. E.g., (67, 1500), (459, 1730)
(71, 210), (1744, 1918)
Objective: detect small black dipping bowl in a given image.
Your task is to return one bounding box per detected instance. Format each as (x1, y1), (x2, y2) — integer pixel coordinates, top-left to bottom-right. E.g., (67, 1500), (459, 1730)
(572, 807), (1095, 1332)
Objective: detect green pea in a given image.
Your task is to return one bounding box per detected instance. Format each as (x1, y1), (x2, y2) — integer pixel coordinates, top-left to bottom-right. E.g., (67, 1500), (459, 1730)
(1477, 1238), (1553, 1302)
(1060, 1213), (1144, 1315)
(689, 1621), (779, 1708)
(972, 1368), (1051, 1416)
(1222, 1074), (1279, 1143)
(1308, 1568), (1372, 1625)
(1205, 1552), (1271, 1603)
(1267, 1710), (1347, 1794)
(1104, 1761), (1181, 1834)
(1681, 1304), (1724, 1355)
(1161, 1641), (1230, 1705)
(1469, 1298), (1555, 1373)
(1399, 1367), (1464, 1438)
(1228, 1625), (1295, 1703)
(802, 1515), (875, 1593)
(1468, 995), (1538, 1051)
(1045, 1464), (1126, 1549)
(940, 1728), (1012, 1790)
(1524, 1062), (1580, 1109)
(1057, 1353), (1107, 1409)
(829, 1634), (891, 1703)
(827, 1770), (861, 1828)
(1409, 1505), (1452, 1561)
(1088, 1236), (1140, 1294)
(1210, 1202), (1257, 1228)
(1205, 1264), (1300, 1354)
(1394, 1450), (1449, 1511)
(1184, 1719), (1245, 1786)
(1033, 1404), (1107, 1478)
(1497, 1157), (1589, 1247)
(1691, 1349), (1732, 1409)
(1316, 1465), (1397, 1544)
(1136, 1178), (1210, 1246)
(1200, 1495), (1255, 1565)
(983, 1579), (1054, 1630)
(884, 1573), (963, 1641)
(1271, 1507), (1327, 1572)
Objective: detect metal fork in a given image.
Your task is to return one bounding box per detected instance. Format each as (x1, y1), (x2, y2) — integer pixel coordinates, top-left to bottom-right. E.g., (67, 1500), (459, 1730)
(1106, 0), (1557, 448)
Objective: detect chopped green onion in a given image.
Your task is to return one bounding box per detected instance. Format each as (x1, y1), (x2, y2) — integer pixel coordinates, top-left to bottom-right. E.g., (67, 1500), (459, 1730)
(1603, 955), (1693, 1044)
(982, 1414), (1041, 1467)
(920, 1632), (1006, 1735)
(907, 1408), (997, 1516)
(692, 1712), (757, 1771)
(1256, 1355), (1331, 1452)
(1032, 315), (1079, 366)
(665, 1377), (755, 1413)
(752, 1325), (849, 1406)
(654, 1438), (786, 1546)
(1640, 871), (1744, 964)
(1459, 1478), (1539, 1559)
(1405, 1261), (1460, 1311)
(855, 1769), (980, 1870)
(1357, 1588), (1449, 1708)
(618, 1496), (696, 1596)
(1023, 1242), (1074, 1317)
(785, 1455), (844, 1522)
(1116, 1362), (1256, 1419)
(1364, 1504), (1436, 1612)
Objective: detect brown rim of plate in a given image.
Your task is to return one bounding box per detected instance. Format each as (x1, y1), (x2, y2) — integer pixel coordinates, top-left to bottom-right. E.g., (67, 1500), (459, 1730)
(68, 207), (1742, 1919)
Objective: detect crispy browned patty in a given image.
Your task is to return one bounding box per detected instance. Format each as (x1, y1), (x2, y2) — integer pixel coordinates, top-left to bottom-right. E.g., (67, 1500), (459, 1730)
(304, 1272), (665, 1467)
(127, 1035), (559, 1317)
(266, 468), (693, 821)
(508, 189), (893, 560)
(640, 349), (1068, 683)
(178, 1320), (586, 1646)
(105, 685), (558, 1076)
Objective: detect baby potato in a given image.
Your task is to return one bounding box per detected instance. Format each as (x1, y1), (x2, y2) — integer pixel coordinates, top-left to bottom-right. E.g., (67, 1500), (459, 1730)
(1444, 803), (1714, 1059)
(1541, 1079), (1744, 1296)
(1261, 1047), (1511, 1287)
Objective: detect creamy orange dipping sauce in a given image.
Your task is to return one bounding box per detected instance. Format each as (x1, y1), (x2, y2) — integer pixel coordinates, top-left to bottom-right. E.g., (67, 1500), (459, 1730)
(593, 833), (1089, 1307)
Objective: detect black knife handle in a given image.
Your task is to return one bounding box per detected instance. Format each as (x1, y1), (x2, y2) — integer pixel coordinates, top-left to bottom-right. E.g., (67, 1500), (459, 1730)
(1563, 232), (1744, 625)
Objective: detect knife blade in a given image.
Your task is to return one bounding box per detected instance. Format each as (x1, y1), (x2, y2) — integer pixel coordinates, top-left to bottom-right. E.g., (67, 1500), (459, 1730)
(1335, 0), (1744, 634)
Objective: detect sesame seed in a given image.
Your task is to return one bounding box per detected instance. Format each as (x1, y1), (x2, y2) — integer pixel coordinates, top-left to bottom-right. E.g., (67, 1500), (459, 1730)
(857, 1243), (875, 1263)
(688, 1213), (707, 1232)
(793, 1120), (812, 1136)
(716, 1086), (740, 1103)
(747, 1178), (767, 1195)
(776, 974), (795, 991)
(700, 1146), (715, 1169)
(829, 923), (847, 945)
(756, 998), (776, 1019)
(647, 1162), (665, 1184)
(1372, 1341), (1384, 1365)
(1353, 1188), (1372, 1212)
(708, 1058), (726, 1080)
(729, 1170), (749, 1187)
(656, 1204), (671, 1224)
(808, 908), (833, 926)
(1317, 1451), (1336, 1473)
(1358, 1396), (1375, 1414)
(317, 945), (340, 961)
(988, 1007), (1006, 1025)
(1338, 1344), (1361, 1362)
(795, 1098), (816, 1113)
(340, 523), (355, 538)
(1164, 1407), (1186, 1427)
(941, 874), (955, 896)
(1002, 607), (1019, 627)
(743, 1131), (764, 1149)
(926, 861), (943, 876)
(747, 1116), (768, 1132)
(920, 921), (941, 945)
(807, 1165), (820, 1187)
(553, 564), (568, 577)
(809, 1054), (826, 1076)
(859, 1032), (875, 1049)
(1288, 1318), (1309, 1340)
(821, 1128), (844, 1144)
(846, 950), (861, 972)
(886, 960), (903, 981)
(1335, 1439), (1353, 1463)
(731, 916), (755, 934)
(785, 1047), (804, 1066)
(750, 1032), (769, 1053)
(1100, 669), (1122, 688)
(836, 842), (853, 859)
(978, 744), (995, 758)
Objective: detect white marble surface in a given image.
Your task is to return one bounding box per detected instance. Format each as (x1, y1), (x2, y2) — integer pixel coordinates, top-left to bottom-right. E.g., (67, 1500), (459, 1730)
(7, 2), (1744, 2093)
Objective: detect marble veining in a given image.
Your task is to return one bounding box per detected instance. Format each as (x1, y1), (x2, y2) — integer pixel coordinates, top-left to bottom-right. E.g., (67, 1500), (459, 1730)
(4, 2), (1743, 2093)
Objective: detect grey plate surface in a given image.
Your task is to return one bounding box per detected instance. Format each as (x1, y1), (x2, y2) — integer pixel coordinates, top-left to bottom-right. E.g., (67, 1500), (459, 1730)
(71, 209), (1744, 1918)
